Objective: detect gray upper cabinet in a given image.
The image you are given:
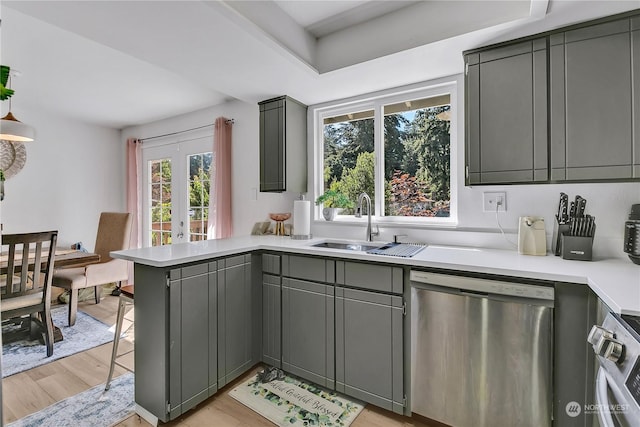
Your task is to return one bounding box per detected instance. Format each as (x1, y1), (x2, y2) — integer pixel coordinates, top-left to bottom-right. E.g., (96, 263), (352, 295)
(217, 254), (254, 388)
(259, 96), (307, 193)
(465, 38), (548, 184)
(550, 18), (636, 180)
(465, 11), (640, 184)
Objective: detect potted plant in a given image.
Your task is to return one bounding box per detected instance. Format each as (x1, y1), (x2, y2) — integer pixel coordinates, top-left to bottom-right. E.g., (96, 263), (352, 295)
(315, 189), (354, 221)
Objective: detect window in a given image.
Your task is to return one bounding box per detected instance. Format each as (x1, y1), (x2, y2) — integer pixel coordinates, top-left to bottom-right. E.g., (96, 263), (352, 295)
(317, 82), (456, 223)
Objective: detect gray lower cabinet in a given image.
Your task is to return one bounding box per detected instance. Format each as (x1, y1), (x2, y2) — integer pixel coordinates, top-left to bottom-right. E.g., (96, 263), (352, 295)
(282, 277), (335, 388)
(553, 282), (597, 427)
(134, 261), (218, 423)
(134, 253), (255, 423)
(217, 254), (255, 388)
(550, 18), (637, 180)
(168, 263), (217, 419)
(262, 272), (281, 367)
(335, 287), (404, 414)
(465, 38), (547, 184)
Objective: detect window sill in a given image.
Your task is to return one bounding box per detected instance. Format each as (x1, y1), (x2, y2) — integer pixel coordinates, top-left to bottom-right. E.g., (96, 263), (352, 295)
(313, 215), (458, 229)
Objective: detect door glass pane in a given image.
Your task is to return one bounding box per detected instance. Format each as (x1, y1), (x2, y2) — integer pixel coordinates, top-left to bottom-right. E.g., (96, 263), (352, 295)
(323, 110), (375, 216)
(148, 158), (172, 246)
(383, 95), (451, 217)
(187, 152), (212, 241)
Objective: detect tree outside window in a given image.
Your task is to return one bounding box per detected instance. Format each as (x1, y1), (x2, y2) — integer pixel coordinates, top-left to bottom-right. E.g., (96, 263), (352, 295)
(322, 93), (451, 219)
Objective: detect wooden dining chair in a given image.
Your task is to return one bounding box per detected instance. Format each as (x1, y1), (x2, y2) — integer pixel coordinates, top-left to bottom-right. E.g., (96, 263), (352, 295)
(52, 212), (132, 326)
(1, 230), (58, 357)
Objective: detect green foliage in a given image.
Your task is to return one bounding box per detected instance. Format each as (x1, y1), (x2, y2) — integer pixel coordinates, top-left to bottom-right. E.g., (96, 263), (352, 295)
(0, 169), (5, 181)
(315, 189), (353, 209)
(405, 106), (451, 201)
(0, 65), (14, 101)
(333, 151), (375, 215)
(323, 104), (450, 217)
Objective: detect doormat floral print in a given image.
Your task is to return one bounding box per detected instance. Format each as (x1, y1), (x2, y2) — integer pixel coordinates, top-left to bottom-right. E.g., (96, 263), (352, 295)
(229, 372), (364, 426)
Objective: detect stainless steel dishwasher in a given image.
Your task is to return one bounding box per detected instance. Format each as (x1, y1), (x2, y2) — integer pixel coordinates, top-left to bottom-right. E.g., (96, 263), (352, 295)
(410, 270), (554, 427)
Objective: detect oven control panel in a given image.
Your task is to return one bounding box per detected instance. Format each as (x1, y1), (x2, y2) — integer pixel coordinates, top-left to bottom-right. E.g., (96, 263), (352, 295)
(598, 313), (640, 411)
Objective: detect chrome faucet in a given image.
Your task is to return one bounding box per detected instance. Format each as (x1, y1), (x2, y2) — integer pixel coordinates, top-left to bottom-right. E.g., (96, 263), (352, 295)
(355, 192), (379, 242)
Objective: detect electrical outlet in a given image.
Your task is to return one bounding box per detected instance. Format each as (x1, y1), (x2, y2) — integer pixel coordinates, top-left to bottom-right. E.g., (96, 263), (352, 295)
(483, 192), (506, 212)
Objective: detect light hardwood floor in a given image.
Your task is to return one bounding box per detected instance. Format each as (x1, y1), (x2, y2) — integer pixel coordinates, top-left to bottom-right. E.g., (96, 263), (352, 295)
(3, 294), (436, 427)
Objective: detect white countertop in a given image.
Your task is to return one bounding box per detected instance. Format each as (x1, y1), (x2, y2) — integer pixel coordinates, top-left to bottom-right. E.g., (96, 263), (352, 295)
(112, 235), (640, 316)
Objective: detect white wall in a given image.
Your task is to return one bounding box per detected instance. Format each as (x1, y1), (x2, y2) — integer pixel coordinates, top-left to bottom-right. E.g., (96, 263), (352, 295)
(121, 99), (299, 240)
(309, 75), (640, 259)
(1, 106), (125, 250)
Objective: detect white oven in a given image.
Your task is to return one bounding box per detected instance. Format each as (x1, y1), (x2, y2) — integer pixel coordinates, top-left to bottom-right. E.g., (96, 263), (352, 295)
(588, 313), (640, 426)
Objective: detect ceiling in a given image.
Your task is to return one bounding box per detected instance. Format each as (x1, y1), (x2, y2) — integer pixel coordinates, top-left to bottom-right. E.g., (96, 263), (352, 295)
(1, 0), (639, 129)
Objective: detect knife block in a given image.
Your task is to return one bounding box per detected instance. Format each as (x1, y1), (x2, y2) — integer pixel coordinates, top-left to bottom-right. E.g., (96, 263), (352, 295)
(561, 234), (594, 261)
(552, 216), (570, 256)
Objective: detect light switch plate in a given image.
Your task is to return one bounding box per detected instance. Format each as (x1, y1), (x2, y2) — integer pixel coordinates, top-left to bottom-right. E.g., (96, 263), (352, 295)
(483, 192), (506, 212)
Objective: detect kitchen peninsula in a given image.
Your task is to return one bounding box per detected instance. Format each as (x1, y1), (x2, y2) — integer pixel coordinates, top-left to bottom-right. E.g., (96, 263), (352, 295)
(112, 235), (640, 426)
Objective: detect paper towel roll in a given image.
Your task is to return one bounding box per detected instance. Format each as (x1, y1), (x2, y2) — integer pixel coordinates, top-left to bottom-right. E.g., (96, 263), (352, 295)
(293, 200), (311, 237)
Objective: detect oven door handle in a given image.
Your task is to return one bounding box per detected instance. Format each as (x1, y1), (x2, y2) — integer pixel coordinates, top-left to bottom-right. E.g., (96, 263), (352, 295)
(596, 368), (618, 427)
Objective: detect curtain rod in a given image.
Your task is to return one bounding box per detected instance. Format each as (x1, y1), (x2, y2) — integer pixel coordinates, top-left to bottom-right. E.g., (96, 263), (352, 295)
(140, 118), (235, 142)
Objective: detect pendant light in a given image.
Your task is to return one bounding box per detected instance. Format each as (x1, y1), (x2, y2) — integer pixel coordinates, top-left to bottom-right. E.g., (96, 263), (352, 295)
(0, 68), (35, 142)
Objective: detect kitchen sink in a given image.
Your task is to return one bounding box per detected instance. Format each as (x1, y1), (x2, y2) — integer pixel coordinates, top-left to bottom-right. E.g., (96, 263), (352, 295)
(311, 241), (382, 251)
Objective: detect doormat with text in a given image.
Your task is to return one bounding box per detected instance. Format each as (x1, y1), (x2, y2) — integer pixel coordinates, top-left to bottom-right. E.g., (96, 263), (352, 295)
(229, 373), (364, 427)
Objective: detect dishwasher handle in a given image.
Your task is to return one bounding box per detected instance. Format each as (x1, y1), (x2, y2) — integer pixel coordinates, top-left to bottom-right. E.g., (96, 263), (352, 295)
(410, 270), (555, 301)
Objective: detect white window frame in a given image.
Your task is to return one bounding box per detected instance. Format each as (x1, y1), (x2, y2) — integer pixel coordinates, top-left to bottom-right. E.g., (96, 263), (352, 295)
(140, 131), (213, 247)
(311, 77), (459, 226)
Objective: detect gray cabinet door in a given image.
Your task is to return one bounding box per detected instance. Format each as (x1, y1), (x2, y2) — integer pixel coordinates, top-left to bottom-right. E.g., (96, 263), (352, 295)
(133, 264), (172, 422)
(633, 18), (640, 178)
(259, 96), (307, 193)
(259, 98), (285, 192)
(262, 273), (281, 367)
(168, 263), (216, 419)
(217, 255), (253, 388)
(465, 39), (547, 184)
(282, 277), (335, 388)
(550, 19), (633, 180)
(335, 287), (404, 414)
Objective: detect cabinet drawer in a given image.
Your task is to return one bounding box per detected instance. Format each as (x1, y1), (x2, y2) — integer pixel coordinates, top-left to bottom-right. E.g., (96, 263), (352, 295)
(262, 253), (281, 275)
(336, 261), (403, 294)
(219, 254), (250, 269)
(282, 255), (335, 283)
(263, 273), (281, 286)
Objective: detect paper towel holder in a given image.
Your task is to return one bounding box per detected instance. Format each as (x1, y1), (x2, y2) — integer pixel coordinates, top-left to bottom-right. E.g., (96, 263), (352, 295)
(292, 195), (313, 240)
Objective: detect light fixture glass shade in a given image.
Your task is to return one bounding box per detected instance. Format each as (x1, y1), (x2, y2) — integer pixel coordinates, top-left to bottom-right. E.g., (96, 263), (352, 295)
(0, 111), (35, 142)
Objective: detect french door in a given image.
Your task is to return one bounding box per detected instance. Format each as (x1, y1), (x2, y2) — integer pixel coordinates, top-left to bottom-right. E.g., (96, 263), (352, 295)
(142, 136), (213, 247)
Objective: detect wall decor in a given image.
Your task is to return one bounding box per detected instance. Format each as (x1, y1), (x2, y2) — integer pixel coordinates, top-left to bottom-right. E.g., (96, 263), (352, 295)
(0, 139), (27, 179)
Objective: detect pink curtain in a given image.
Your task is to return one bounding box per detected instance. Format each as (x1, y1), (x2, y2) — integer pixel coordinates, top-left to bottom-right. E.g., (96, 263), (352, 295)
(208, 117), (233, 239)
(126, 138), (142, 281)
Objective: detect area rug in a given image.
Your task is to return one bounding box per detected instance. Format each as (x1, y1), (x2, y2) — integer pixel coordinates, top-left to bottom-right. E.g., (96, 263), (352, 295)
(6, 372), (134, 427)
(2, 306), (115, 377)
(229, 373), (365, 427)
